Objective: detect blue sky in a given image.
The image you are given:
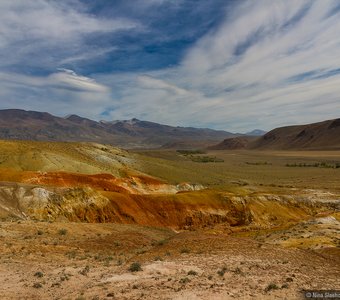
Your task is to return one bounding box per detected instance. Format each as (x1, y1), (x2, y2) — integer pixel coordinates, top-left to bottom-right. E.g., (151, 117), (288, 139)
(0, 0), (339, 132)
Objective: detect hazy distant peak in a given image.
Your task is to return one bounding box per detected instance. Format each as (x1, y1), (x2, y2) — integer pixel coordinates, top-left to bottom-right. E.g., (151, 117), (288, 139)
(245, 129), (267, 136)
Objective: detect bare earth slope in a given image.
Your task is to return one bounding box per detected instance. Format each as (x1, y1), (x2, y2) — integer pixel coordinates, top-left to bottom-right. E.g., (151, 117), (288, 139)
(208, 136), (257, 150)
(250, 118), (340, 150)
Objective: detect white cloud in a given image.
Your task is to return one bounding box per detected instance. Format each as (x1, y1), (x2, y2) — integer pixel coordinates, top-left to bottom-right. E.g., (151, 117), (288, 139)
(0, 0), (139, 46)
(0, 69), (109, 93)
(0, 0), (339, 132)
(51, 69), (109, 93)
(100, 0), (340, 131)
(0, 69), (112, 119)
(0, 0), (141, 69)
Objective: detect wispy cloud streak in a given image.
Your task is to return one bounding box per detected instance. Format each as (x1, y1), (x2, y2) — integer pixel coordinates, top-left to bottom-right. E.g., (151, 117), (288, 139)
(0, 0), (339, 131)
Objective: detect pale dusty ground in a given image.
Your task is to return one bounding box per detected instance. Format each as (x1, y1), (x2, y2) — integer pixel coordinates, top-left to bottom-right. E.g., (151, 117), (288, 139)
(0, 222), (339, 300)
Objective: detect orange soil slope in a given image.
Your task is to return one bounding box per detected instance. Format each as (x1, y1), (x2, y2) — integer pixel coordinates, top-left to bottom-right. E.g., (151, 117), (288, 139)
(0, 169), (335, 229)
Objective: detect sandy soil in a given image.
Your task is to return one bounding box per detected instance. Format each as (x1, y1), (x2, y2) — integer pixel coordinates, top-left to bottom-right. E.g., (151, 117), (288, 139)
(0, 221), (339, 300)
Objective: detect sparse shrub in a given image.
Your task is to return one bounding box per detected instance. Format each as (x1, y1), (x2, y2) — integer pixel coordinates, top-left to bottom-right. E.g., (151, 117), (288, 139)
(60, 274), (70, 281)
(179, 277), (190, 284)
(286, 162), (340, 168)
(208, 275), (213, 280)
(128, 262), (142, 272)
(217, 267), (227, 277)
(136, 249), (146, 254)
(286, 277), (293, 282)
(79, 265), (90, 276)
(281, 283), (289, 289)
(37, 230), (43, 235)
(233, 267), (242, 275)
(58, 228), (67, 235)
(176, 149), (206, 155)
(105, 256), (114, 263)
(34, 271), (44, 278)
(180, 248), (190, 254)
(33, 283), (42, 288)
(190, 155), (224, 163)
(156, 239), (166, 246)
(187, 270), (197, 276)
(265, 283), (279, 292)
(154, 256), (163, 261)
(245, 161), (271, 166)
(66, 251), (77, 259)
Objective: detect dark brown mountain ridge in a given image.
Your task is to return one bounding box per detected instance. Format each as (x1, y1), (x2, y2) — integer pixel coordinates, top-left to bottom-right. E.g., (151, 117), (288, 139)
(210, 118), (340, 150)
(0, 109), (235, 148)
(251, 118), (340, 150)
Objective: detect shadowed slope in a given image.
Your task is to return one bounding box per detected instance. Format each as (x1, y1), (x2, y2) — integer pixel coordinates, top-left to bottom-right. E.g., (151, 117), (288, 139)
(251, 118), (340, 150)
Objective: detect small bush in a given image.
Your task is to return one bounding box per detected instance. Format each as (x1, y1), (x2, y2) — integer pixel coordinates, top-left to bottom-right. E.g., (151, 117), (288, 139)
(58, 229), (67, 235)
(245, 161), (271, 166)
(105, 256), (114, 262)
(154, 256), (163, 261)
(179, 277), (190, 284)
(180, 248), (190, 254)
(34, 271), (44, 278)
(128, 262), (142, 272)
(286, 162), (340, 168)
(156, 239), (166, 246)
(233, 267), (242, 275)
(33, 283), (42, 288)
(176, 149), (206, 155)
(37, 230), (43, 236)
(265, 283), (279, 292)
(66, 251), (76, 259)
(217, 267), (227, 277)
(60, 274), (70, 281)
(79, 265), (90, 276)
(187, 270), (197, 276)
(190, 155), (224, 163)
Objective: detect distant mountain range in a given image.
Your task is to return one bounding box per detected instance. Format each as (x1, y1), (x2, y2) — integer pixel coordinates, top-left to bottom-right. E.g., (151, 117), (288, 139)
(0, 109), (235, 148)
(1, 109), (338, 150)
(210, 118), (340, 150)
